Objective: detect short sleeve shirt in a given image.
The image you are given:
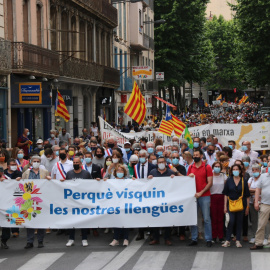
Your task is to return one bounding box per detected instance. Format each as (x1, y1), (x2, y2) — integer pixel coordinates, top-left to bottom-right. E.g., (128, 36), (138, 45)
(66, 169), (92, 180)
(149, 168), (175, 177)
(187, 162), (213, 197)
(257, 173), (270, 205)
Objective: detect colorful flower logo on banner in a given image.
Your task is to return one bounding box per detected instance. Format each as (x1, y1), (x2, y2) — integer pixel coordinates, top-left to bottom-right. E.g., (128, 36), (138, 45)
(6, 182), (43, 225)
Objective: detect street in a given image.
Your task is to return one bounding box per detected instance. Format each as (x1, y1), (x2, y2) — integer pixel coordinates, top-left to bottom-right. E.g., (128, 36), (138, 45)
(0, 229), (269, 270)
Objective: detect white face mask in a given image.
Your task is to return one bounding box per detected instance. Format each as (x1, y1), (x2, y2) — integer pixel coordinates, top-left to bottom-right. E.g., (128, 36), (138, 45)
(158, 163), (166, 170)
(65, 146), (68, 150)
(112, 158), (119, 164)
(32, 162), (40, 169)
(10, 166), (17, 171)
(47, 157), (52, 161)
(37, 145), (43, 149)
(152, 160), (157, 165)
(50, 134), (55, 138)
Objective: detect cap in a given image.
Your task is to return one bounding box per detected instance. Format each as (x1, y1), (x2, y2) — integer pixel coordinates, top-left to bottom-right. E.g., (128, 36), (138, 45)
(0, 166), (3, 173)
(124, 142), (131, 145)
(37, 139), (43, 144)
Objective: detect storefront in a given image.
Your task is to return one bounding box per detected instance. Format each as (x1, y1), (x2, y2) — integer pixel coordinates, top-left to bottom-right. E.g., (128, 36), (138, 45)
(11, 74), (52, 147)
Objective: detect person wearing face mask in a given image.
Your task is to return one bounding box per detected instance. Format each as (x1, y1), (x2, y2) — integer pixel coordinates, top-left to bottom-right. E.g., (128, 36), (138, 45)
(83, 152), (101, 180)
(205, 144), (216, 167)
(155, 145), (164, 158)
(170, 152), (186, 176)
(140, 137), (147, 150)
(242, 155), (252, 175)
(247, 164), (267, 245)
(210, 161), (227, 243)
(104, 151), (130, 179)
(146, 142), (155, 156)
(200, 137), (207, 151)
(104, 137), (128, 164)
(171, 136), (180, 147)
(41, 148), (59, 174)
(240, 141), (259, 165)
(58, 128), (71, 146)
(180, 139), (193, 156)
(127, 154), (139, 177)
(22, 156), (50, 249)
(101, 156), (113, 179)
(182, 151), (194, 173)
(0, 151), (7, 170)
(148, 153), (157, 165)
(80, 128), (91, 141)
(222, 164), (250, 248)
(51, 149), (73, 180)
(147, 156), (175, 246)
(34, 139), (44, 154)
(109, 165), (130, 247)
(17, 128), (31, 160)
(3, 159), (22, 180)
(16, 149), (29, 172)
(223, 146), (235, 168)
(259, 155), (268, 174)
(92, 146), (105, 168)
(67, 146), (76, 161)
(123, 142), (132, 161)
(193, 137), (202, 151)
(48, 130), (59, 146)
(228, 140), (242, 160)
(62, 157), (92, 247)
(187, 149), (213, 247)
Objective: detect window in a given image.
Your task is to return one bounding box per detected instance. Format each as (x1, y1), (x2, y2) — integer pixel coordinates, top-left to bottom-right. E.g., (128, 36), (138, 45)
(87, 24), (93, 61)
(139, 10), (142, 32)
(50, 6), (57, 50)
(7, 0), (13, 41)
(79, 21), (85, 60)
(114, 47), (118, 69)
(71, 16), (77, 56)
(142, 56), (144, 66)
(61, 12), (69, 55)
(36, 4), (42, 46)
(23, 0), (29, 43)
(119, 3), (122, 38)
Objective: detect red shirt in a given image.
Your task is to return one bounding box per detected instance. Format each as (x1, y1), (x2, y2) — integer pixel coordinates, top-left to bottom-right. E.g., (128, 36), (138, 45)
(187, 161), (213, 197)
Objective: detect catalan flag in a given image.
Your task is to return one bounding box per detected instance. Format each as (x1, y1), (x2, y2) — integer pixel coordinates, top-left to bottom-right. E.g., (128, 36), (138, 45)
(158, 120), (174, 136)
(205, 102), (209, 107)
(55, 90), (70, 122)
(124, 82), (146, 125)
(243, 92), (249, 103)
(171, 114), (186, 137)
(216, 94), (222, 100)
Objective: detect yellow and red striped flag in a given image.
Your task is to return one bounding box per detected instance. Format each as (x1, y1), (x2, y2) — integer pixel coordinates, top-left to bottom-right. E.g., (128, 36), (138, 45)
(158, 120), (174, 136)
(216, 94), (222, 100)
(124, 82), (146, 125)
(171, 114), (186, 137)
(55, 90), (70, 122)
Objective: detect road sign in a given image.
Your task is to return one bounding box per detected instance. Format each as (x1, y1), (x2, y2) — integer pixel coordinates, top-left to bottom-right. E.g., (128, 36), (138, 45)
(156, 72), (164, 81)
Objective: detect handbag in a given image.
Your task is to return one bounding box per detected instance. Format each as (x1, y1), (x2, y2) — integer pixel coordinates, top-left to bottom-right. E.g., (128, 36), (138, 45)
(228, 178), (244, 212)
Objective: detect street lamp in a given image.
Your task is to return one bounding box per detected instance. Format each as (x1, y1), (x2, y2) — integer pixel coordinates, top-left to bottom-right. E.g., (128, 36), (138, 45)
(143, 19), (166, 24)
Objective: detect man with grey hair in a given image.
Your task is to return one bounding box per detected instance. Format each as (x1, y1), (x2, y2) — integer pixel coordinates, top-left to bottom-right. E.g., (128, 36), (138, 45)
(22, 156), (50, 249)
(240, 141), (259, 165)
(104, 136), (128, 163)
(156, 145), (164, 157)
(146, 141), (155, 155)
(180, 139), (193, 156)
(172, 136), (180, 146)
(48, 129), (59, 146)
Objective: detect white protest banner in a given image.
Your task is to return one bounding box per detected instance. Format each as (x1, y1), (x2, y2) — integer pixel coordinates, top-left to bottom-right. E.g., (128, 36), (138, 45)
(188, 122), (270, 151)
(0, 178), (197, 229)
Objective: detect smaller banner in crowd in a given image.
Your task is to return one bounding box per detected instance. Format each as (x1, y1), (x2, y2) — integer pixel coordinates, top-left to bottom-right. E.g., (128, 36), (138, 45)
(99, 117), (270, 151)
(0, 177), (197, 229)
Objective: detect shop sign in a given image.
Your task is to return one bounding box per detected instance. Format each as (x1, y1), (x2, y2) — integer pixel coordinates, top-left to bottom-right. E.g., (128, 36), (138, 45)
(156, 72), (164, 81)
(19, 83), (42, 104)
(132, 66), (153, 80)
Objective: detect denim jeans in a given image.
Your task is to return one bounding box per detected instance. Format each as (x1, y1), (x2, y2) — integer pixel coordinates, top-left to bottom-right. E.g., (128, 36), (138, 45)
(191, 196), (212, 241)
(113, 228), (129, 240)
(69, 229), (88, 240)
(226, 210), (244, 241)
(27, 229), (45, 243)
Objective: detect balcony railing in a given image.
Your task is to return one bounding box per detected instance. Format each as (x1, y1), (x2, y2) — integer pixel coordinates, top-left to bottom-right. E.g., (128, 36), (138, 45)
(60, 55), (120, 87)
(0, 39), (11, 73)
(74, 0), (117, 27)
(11, 42), (59, 76)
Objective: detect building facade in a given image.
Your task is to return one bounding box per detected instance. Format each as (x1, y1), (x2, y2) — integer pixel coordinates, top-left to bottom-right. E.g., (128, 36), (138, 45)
(113, 0), (155, 126)
(4, 0), (119, 146)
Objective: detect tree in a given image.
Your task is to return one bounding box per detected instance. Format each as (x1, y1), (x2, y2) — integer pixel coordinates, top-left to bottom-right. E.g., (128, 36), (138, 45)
(232, 0), (270, 87)
(154, 0), (214, 110)
(204, 15), (247, 92)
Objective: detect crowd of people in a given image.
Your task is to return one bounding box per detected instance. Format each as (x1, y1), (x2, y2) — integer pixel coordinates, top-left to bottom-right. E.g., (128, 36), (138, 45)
(0, 120), (270, 252)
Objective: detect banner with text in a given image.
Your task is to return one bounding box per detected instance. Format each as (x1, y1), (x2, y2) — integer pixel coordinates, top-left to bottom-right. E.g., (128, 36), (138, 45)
(0, 178), (197, 228)
(99, 117), (270, 150)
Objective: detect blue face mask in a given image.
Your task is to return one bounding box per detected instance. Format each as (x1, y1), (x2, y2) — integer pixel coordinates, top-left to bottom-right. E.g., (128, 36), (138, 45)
(17, 154), (24, 159)
(125, 148), (130, 152)
(86, 146), (91, 152)
(213, 167), (221, 173)
(228, 145), (233, 150)
(233, 170), (240, 177)
(85, 158), (92, 164)
(139, 157), (146, 163)
(157, 151), (163, 156)
(194, 142), (200, 148)
(172, 158), (179, 165)
(172, 151), (178, 154)
(166, 158), (171, 164)
(55, 151), (59, 157)
(263, 162), (268, 167)
(253, 172), (260, 178)
(243, 161), (249, 167)
(206, 142), (212, 146)
(81, 159), (84, 164)
(116, 172), (124, 178)
(242, 146), (248, 152)
(147, 148), (154, 154)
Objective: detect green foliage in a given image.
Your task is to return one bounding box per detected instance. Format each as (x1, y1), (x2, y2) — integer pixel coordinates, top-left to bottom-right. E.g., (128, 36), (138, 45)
(154, 0), (212, 87)
(233, 0), (270, 87)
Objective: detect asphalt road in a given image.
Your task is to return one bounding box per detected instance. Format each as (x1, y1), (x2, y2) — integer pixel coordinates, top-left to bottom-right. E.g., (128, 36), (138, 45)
(0, 229), (270, 270)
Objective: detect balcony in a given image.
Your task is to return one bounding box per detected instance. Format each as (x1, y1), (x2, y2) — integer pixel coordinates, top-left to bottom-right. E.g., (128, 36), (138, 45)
(143, 35), (150, 49)
(0, 39), (11, 74)
(11, 42), (59, 76)
(72, 0), (117, 28)
(60, 55), (120, 88)
(149, 37), (155, 51)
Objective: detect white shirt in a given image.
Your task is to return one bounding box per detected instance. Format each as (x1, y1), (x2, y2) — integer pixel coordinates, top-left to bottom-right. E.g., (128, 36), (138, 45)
(211, 173), (227, 194)
(240, 150), (259, 165)
(232, 149), (242, 160)
(229, 158), (235, 168)
(84, 164), (92, 174)
(205, 152), (216, 167)
(248, 176), (260, 204)
(140, 161), (148, 179)
(51, 159), (73, 179)
(43, 157), (59, 173)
